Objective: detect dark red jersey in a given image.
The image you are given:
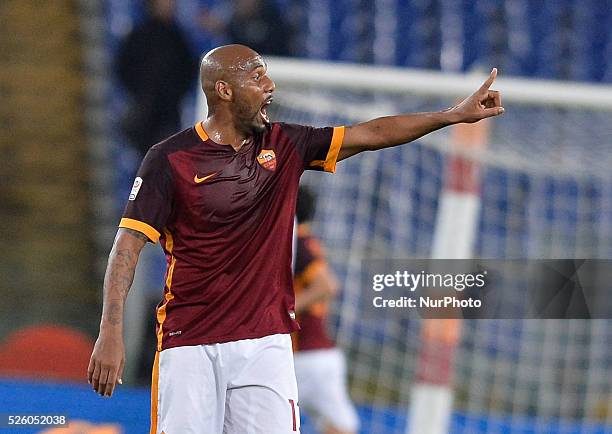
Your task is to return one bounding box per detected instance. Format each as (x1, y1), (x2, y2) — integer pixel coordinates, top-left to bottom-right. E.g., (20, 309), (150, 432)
(292, 225), (336, 352)
(120, 121), (344, 350)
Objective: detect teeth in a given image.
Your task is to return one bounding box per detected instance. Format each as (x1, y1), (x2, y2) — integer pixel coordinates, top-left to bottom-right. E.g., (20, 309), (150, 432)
(260, 106), (269, 123)
(259, 98), (272, 123)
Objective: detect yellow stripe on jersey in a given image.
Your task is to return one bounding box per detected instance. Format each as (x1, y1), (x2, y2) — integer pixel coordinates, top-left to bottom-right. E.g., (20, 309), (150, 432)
(156, 229), (176, 351)
(195, 121), (209, 141)
(150, 351), (160, 434)
(119, 218), (161, 243)
(323, 126), (345, 173)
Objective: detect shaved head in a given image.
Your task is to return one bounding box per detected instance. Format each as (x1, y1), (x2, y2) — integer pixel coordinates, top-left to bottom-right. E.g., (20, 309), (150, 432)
(200, 44), (265, 102)
(199, 44), (274, 135)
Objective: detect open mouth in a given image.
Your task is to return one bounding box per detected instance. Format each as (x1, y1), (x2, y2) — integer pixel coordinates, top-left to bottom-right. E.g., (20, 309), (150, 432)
(259, 98), (273, 124)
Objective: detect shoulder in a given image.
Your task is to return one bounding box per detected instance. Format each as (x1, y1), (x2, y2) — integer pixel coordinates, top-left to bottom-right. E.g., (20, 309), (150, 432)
(258, 122), (305, 152)
(268, 122), (324, 146)
(149, 126), (202, 156)
(273, 122), (335, 137)
(138, 126), (201, 173)
(272, 122), (314, 133)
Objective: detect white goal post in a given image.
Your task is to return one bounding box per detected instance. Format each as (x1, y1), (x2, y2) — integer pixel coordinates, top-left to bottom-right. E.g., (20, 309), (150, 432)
(265, 57), (612, 109)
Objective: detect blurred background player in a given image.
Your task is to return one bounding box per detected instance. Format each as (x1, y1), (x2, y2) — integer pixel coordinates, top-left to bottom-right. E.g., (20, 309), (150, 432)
(199, 0), (296, 57)
(293, 186), (360, 434)
(115, 0), (197, 158)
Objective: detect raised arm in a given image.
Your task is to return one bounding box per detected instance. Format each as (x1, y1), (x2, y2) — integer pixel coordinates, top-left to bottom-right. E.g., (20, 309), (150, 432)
(87, 228), (148, 397)
(338, 68), (504, 161)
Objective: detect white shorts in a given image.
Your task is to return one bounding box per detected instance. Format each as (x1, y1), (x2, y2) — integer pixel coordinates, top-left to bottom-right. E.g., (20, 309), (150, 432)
(151, 333), (300, 434)
(294, 348), (359, 432)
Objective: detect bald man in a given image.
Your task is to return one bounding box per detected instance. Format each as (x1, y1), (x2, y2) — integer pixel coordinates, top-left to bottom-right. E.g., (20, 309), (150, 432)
(88, 44), (504, 433)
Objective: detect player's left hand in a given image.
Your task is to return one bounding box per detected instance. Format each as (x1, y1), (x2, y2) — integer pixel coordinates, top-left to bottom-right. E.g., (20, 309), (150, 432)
(450, 68), (504, 123)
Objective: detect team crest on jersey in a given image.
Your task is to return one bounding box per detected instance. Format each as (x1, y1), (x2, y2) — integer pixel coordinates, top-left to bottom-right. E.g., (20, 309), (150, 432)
(257, 149), (276, 171)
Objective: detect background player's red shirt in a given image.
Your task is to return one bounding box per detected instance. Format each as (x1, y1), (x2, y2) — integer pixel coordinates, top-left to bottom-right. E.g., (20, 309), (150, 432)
(120, 122), (344, 350)
(292, 226), (336, 352)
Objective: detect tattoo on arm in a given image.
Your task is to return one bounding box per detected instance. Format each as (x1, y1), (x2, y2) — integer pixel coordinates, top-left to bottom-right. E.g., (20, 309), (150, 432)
(107, 247), (136, 299)
(105, 299), (123, 326)
(122, 228), (149, 242)
(101, 228), (147, 327)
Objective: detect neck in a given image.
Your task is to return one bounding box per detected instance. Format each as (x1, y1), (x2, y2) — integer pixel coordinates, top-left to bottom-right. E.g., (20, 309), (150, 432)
(203, 112), (251, 152)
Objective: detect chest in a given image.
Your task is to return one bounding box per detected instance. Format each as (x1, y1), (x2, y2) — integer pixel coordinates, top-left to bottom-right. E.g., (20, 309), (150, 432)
(170, 144), (292, 222)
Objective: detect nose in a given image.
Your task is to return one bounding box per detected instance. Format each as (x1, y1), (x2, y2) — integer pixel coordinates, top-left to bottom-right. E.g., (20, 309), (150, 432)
(263, 75), (275, 94)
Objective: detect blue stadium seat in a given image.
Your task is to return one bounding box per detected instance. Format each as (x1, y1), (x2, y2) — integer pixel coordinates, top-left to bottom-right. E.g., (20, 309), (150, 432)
(105, 0), (610, 82)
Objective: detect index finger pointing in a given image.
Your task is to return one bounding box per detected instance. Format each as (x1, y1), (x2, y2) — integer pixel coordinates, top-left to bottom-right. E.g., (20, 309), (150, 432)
(480, 68), (498, 91)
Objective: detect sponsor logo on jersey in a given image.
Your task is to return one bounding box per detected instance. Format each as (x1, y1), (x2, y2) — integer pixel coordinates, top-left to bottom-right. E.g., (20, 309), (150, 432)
(128, 177), (143, 201)
(257, 149), (277, 171)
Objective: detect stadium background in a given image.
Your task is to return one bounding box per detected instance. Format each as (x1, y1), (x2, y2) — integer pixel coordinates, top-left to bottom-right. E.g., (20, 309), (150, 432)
(1, 1), (611, 433)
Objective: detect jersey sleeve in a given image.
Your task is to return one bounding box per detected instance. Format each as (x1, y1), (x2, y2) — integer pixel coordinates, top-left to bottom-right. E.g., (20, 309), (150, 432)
(280, 123), (345, 173)
(118, 147), (174, 243)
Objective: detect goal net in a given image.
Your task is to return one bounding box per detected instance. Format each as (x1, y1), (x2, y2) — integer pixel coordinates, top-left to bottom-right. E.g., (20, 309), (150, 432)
(199, 58), (612, 434)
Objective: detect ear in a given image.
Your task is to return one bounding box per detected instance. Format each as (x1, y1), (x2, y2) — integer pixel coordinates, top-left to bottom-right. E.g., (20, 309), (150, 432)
(216, 81), (233, 102)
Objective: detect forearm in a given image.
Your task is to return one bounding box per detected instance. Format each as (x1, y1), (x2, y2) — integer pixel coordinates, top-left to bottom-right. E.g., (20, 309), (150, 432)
(339, 69), (503, 161)
(99, 229), (147, 335)
(367, 110), (456, 148)
(339, 110), (457, 160)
